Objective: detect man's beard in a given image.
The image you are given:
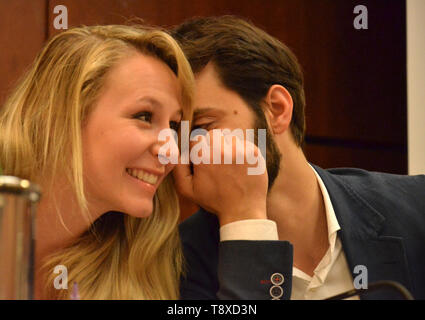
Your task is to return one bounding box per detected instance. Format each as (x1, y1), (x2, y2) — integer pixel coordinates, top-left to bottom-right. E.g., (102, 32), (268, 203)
(253, 111), (282, 191)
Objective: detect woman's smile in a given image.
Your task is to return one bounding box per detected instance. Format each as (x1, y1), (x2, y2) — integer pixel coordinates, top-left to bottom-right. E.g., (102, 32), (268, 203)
(125, 167), (164, 194)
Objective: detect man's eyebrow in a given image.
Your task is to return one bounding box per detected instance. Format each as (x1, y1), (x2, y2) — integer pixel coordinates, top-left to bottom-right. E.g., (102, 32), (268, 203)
(193, 107), (225, 118)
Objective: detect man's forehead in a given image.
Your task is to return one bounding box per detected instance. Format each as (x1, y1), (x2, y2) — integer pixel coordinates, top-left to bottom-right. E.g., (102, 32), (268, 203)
(193, 107), (226, 118)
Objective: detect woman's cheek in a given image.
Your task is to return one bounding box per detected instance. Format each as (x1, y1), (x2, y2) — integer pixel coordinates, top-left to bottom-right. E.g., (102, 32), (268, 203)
(123, 133), (150, 153)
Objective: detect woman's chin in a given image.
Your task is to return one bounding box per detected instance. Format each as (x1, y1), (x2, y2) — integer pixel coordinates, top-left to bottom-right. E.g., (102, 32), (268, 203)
(124, 202), (154, 218)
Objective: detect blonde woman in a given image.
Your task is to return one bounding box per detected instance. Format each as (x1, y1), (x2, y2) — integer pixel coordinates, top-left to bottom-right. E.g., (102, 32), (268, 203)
(0, 24), (194, 299)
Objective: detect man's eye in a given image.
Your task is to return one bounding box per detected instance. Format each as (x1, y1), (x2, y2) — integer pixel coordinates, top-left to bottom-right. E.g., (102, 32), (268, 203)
(134, 111), (152, 123)
(170, 121), (180, 132)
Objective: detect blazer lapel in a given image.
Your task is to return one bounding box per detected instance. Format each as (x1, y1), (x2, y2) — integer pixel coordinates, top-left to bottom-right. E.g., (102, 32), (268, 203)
(312, 165), (413, 299)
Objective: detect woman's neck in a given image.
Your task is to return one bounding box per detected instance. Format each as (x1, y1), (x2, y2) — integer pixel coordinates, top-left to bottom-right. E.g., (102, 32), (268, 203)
(33, 182), (101, 299)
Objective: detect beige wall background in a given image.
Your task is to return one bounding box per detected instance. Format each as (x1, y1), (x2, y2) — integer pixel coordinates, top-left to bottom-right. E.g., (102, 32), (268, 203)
(407, 0), (425, 175)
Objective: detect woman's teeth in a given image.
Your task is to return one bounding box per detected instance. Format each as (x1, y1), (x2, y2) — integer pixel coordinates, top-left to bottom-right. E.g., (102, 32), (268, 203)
(127, 168), (158, 185)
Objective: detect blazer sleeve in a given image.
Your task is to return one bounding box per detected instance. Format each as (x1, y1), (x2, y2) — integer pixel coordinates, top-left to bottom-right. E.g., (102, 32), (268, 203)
(217, 240), (293, 299)
(180, 238), (293, 300)
(179, 210), (294, 300)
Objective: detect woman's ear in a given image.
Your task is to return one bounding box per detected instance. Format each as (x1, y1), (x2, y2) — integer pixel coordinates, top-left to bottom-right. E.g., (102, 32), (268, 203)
(264, 85), (293, 134)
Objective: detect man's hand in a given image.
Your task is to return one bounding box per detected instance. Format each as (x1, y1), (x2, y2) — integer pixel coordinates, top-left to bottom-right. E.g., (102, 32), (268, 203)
(173, 131), (268, 226)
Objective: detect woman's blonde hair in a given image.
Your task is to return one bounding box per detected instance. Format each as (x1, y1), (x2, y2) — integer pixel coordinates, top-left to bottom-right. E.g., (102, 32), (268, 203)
(0, 24), (194, 299)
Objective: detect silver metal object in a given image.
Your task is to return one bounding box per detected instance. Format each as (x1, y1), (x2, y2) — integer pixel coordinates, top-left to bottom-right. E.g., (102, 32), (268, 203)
(0, 176), (40, 300)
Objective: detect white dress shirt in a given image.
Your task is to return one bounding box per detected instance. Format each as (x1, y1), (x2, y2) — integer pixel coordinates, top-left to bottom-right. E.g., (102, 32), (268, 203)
(219, 165), (359, 300)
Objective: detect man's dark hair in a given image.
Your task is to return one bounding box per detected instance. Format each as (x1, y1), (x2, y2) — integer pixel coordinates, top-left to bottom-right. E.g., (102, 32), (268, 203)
(171, 15), (306, 146)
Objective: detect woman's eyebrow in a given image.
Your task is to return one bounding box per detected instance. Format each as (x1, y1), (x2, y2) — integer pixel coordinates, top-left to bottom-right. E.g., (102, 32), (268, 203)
(136, 96), (163, 108)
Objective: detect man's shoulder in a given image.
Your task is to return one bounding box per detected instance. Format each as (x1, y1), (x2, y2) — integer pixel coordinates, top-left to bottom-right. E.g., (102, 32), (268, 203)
(324, 166), (425, 184)
(316, 165), (425, 223)
(322, 166), (425, 201)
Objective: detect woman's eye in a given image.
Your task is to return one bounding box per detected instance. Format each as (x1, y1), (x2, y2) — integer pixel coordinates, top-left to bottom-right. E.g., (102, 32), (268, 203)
(134, 111), (152, 123)
(170, 121), (180, 132)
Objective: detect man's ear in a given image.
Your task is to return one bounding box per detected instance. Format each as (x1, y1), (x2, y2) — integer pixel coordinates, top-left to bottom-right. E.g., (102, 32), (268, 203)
(264, 85), (293, 134)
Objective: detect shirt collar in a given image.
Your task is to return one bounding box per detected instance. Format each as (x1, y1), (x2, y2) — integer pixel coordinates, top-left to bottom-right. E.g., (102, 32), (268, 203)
(309, 164), (341, 249)
(292, 165), (342, 283)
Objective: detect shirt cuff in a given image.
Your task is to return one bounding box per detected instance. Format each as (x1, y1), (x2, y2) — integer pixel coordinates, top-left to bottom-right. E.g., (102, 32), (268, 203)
(219, 219), (279, 241)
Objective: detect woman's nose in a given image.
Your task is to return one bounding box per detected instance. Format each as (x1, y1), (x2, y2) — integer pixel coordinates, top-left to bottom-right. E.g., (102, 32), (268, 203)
(151, 127), (180, 165)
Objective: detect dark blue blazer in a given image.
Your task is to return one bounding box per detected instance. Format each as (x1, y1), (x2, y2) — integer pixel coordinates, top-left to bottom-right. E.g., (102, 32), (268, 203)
(179, 165), (425, 300)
